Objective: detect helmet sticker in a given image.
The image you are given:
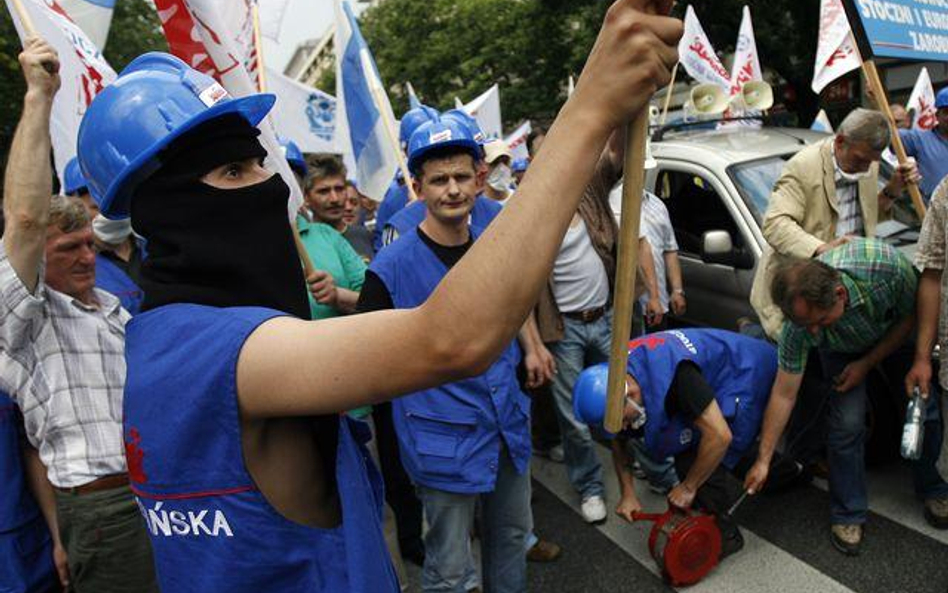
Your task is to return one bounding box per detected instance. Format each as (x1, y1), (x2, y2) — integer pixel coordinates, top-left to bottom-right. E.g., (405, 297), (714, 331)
(198, 82), (229, 107)
(430, 129), (453, 143)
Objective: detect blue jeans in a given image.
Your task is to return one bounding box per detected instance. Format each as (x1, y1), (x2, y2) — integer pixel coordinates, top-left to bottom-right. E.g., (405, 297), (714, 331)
(819, 350), (948, 524)
(548, 312), (610, 500)
(627, 436), (679, 493)
(418, 450), (532, 593)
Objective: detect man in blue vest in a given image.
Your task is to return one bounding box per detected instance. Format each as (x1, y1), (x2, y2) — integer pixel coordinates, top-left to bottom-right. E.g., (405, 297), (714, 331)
(373, 104), (440, 251)
(574, 329), (790, 556)
(359, 117), (551, 592)
(73, 1), (681, 588)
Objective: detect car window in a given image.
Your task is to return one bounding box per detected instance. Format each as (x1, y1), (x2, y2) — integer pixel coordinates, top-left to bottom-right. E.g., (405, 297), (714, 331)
(655, 169), (744, 256)
(727, 155), (792, 221)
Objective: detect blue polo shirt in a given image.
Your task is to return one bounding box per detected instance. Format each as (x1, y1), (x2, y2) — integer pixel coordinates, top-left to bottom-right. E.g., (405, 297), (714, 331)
(899, 128), (948, 201)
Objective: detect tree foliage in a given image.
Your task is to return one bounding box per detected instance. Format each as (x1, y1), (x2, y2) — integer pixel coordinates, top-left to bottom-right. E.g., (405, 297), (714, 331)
(357, 0), (826, 131)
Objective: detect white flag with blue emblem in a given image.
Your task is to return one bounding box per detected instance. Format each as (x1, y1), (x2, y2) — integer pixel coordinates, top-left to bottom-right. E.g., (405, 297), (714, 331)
(267, 68), (338, 154)
(333, 0), (400, 202)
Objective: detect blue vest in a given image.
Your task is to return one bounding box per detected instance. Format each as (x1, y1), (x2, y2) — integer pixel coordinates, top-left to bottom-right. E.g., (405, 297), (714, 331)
(95, 254), (143, 315)
(0, 392), (55, 593)
(124, 305), (397, 593)
(373, 178), (409, 251)
(626, 329), (777, 468)
(369, 228), (531, 493)
(382, 195), (502, 248)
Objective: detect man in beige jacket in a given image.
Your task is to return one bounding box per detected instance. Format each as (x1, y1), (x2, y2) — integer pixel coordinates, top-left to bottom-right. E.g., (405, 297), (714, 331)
(750, 109), (919, 339)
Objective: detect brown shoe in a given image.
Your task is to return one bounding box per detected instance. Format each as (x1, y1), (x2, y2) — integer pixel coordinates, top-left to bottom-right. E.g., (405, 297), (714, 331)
(830, 524), (862, 556)
(527, 539), (562, 562)
(924, 497), (948, 529)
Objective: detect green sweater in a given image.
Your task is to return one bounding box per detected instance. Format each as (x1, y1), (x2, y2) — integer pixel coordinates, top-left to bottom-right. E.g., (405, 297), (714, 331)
(297, 217), (367, 321)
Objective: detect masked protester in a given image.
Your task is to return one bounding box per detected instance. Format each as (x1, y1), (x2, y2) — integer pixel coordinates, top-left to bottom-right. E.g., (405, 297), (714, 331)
(483, 140), (514, 205)
(72, 3), (682, 586)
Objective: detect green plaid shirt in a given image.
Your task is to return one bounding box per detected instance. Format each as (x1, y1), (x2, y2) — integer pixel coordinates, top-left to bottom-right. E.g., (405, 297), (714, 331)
(777, 238), (917, 374)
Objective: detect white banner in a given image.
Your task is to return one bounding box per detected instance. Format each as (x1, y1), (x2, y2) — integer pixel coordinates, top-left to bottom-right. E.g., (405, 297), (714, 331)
(504, 121), (532, 162)
(729, 6), (762, 96)
(679, 5), (730, 90)
(58, 0), (114, 48)
(267, 68), (338, 154)
(257, 0), (290, 41)
(907, 67), (937, 131)
(5, 0), (116, 185)
(459, 84), (503, 140)
(812, 0), (861, 94)
(155, 0), (302, 217)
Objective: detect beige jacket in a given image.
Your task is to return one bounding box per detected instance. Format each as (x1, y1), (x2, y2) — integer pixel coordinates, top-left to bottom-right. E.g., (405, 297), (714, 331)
(750, 138), (879, 339)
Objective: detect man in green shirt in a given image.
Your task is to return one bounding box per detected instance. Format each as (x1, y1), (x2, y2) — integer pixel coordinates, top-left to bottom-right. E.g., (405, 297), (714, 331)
(744, 238), (948, 554)
(298, 155), (366, 320)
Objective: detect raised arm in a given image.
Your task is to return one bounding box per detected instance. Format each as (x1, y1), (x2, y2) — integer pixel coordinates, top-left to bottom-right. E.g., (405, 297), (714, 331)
(2, 38), (61, 293)
(237, 0), (681, 418)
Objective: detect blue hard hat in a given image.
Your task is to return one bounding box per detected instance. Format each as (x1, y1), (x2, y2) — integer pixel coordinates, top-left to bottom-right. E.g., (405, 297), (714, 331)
(77, 52), (275, 219)
(511, 158), (529, 173)
(442, 109), (486, 145)
(573, 363), (611, 429)
(62, 157), (88, 196)
(407, 117), (480, 175)
(399, 104), (439, 147)
(936, 87), (948, 109)
(278, 136), (307, 177)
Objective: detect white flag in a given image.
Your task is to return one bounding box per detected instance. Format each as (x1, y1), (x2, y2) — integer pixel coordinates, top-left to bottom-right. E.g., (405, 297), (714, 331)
(459, 84), (503, 140)
(812, 0), (861, 94)
(811, 109), (834, 133)
(679, 5), (730, 90)
(504, 121), (532, 162)
(729, 6), (762, 96)
(334, 0), (401, 202)
(907, 67), (937, 131)
(5, 0), (116, 185)
(267, 68), (338, 154)
(257, 0), (290, 41)
(154, 0), (302, 217)
(58, 0), (115, 48)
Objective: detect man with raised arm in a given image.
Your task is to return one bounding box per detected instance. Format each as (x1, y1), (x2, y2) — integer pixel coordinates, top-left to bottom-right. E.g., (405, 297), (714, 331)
(74, 2), (681, 590)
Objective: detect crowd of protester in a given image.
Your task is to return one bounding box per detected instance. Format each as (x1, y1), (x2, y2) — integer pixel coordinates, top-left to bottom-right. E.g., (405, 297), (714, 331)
(2, 11), (948, 593)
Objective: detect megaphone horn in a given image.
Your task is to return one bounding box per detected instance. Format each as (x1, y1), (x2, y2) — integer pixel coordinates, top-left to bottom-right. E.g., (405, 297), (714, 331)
(732, 81), (774, 112)
(689, 84), (729, 116)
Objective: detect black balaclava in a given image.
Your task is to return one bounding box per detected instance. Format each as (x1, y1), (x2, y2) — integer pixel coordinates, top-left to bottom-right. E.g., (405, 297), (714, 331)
(131, 113), (310, 319)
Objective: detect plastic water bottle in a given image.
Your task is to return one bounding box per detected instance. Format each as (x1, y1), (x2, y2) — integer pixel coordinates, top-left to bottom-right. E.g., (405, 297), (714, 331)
(901, 388), (925, 460)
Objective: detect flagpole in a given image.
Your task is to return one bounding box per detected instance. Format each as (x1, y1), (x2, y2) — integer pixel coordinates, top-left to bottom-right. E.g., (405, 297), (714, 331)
(360, 51), (419, 203)
(603, 111), (647, 434)
(860, 60), (927, 219)
(7, 0), (54, 73)
(659, 61), (679, 126)
(251, 1), (317, 277)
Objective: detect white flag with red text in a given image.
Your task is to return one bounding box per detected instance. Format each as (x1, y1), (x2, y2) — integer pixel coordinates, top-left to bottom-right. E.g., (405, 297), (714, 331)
(679, 5), (730, 90)
(504, 121), (531, 163)
(729, 6), (762, 96)
(153, 0), (302, 217)
(907, 67), (937, 131)
(812, 0), (861, 94)
(58, 0), (114, 48)
(5, 0), (116, 185)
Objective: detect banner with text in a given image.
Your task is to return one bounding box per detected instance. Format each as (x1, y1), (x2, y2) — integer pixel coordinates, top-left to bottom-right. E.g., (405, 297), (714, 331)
(843, 0), (948, 62)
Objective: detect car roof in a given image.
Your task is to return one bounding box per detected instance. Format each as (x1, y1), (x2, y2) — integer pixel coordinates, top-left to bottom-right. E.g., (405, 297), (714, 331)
(652, 127), (831, 167)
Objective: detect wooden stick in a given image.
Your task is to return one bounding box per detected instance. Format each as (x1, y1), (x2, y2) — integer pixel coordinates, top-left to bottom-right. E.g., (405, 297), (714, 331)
(251, 1), (315, 277)
(604, 112), (648, 434)
(861, 60), (927, 219)
(660, 62), (679, 127)
(358, 51), (418, 203)
(9, 0), (37, 35)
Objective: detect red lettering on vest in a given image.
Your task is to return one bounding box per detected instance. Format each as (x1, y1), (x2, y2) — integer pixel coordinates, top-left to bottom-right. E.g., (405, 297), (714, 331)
(627, 336), (666, 352)
(125, 428), (148, 484)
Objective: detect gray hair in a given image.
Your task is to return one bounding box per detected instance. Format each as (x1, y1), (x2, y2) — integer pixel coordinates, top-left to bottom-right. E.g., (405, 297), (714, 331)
(48, 195), (90, 234)
(771, 258), (841, 321)
(836, 108), (890, 152)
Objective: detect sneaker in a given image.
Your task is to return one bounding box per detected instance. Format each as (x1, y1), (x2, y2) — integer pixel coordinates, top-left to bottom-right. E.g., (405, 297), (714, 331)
(548, 444), (565, 463)
(526, 539), (562, 562)
(924, 496), (948, 529)
(830, 524), (862, 556)
(581, 495), (607, 524)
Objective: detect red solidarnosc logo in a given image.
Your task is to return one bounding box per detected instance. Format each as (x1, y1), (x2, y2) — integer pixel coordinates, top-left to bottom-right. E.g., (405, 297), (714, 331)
(125, 428), (148, 484)
(627, 336), (666, 352)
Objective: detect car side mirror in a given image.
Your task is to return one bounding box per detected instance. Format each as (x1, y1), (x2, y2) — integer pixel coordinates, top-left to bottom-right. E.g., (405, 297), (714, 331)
(701, 230), (754, 269)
